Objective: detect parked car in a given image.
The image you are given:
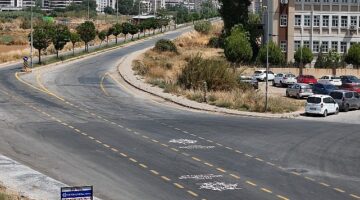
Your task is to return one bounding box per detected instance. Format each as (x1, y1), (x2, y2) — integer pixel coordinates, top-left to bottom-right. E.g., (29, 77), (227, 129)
(317, 75), (342, 86)
(305, 95), (339, 117)
(273, 73), (297, 87)
(329, 90), (360, 112)
(253, 70), (275, 81)
(312, 83), (339, 95)
(286, 83), (313, 99)
(296, 75), (317, 85)
(340, 75), (360, 93)
(239, 76), (258, 89)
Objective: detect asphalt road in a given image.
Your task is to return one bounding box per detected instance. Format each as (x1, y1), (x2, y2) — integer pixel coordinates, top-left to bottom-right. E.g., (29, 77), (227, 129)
(0, 26), (359, 200)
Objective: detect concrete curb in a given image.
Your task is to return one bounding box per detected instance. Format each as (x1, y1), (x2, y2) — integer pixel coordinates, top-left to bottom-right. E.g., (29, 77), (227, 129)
(117, 50), (303, 119)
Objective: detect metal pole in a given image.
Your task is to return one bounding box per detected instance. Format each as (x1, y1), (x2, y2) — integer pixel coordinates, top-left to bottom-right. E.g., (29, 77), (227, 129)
(88, 0), (90, 20)
(265, 7), (269, 112)
(138, 1), (141, 24)
(30, 1), (33, 68)
(116, 0), (118, 22)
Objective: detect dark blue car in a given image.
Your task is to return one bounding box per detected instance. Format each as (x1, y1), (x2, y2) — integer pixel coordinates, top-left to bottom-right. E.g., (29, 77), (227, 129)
(312, 83), (339, 95)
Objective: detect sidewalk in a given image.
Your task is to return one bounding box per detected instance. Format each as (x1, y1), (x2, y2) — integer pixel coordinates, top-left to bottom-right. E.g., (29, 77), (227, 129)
(117, 50), (303, 119)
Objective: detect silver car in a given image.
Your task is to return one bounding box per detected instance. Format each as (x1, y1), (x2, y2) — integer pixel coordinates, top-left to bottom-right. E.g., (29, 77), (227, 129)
(286, 83), (313, 99)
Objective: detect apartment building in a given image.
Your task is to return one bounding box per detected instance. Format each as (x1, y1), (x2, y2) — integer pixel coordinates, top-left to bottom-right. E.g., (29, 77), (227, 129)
(265, 0), (360, 63)
(249, 0), (263, 13)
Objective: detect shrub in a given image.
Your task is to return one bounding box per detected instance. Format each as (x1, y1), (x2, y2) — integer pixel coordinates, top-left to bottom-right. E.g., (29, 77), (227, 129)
(132, 60), (149, 76)
(178, 54), (238, 91)
(194, 20), (212, 34)
(208, 37), (220, 48)
(224, 26), (253, 64)
(20, 18), (31, 29)
(154, 39), (177, 53)
(0, 35), (14, 45)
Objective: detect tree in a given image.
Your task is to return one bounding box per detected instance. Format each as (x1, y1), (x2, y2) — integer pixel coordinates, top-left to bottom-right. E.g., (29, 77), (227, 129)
(106, 28), (113, 45)
(98, 30), (106, 47)
(314, 50), (326, 69)
(121, 22), (132, 41)
(76, 21), (96, 52)
(52, 24), (70, 58)
(70, 32), (81, 56)
(104, 6), (114, 15)
(219, 0), (251, 33)
(200, 0), (218, 19)
(112, 23), (122, 44)
(294, 47), (313, 75)
(256, 41), (285, 66)
(224, 26), (252, 66)
(246, 13), (263, 60)
(128, 24), (138, 40)
(345, 43), (360, 68)
(31, 22), (54, 64)
(138, 22), (146, 37)
(326, 50), (342, 75)
(116, 0), (134, 15)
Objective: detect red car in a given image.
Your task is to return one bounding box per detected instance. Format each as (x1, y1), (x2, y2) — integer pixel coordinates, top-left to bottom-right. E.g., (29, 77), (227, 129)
(340, 75), (360, 93)
(297, 75), (317, 84)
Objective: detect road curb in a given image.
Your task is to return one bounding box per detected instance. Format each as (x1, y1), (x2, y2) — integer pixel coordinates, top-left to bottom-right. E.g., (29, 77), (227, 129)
(117, 50), (302, 119)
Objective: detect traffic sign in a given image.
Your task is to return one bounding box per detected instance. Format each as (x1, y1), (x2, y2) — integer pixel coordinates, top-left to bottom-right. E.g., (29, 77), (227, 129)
(61, 186), (93, 200)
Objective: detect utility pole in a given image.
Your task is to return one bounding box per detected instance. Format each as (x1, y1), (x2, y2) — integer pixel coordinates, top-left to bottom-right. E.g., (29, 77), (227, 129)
(154, 0), (157, 16)
(116, 0), (119, 22)
(87, 0), (90, 20)
(265, 5), (269, 112)
(30, 0), (33, 68)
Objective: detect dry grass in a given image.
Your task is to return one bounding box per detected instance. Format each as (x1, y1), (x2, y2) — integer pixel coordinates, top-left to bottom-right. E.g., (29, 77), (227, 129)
(0, 184), (30, 200)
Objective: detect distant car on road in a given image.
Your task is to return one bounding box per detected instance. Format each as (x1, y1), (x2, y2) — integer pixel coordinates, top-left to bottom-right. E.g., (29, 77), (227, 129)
(340, 75), (360, 93)
(305, 95), (339, 117)
(317, 75), (342, 86)
(253, 70), (275, 81)
(273, 73), (297, 87)
(239, 76), (258, 89)
(286, 83), (313, 99)
(312, 83), (339, 95)
(296, 75), (317, 85)
(329, 90), (360, 112)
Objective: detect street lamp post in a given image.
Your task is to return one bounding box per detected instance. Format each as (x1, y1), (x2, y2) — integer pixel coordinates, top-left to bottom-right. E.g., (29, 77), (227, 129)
(87, 0), (90, 20)
(116, 0), (119, 22)
(30, 0), (33, 68)
(264, 6), (270, 112)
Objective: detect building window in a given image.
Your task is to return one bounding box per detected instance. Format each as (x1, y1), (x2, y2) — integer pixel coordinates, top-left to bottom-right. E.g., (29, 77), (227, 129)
(295, 15), (302, 26)
(313, 41), (320, 52)
(280, 41), (287, 52)
(280, 15), (288, 27)
(294, 41), (301, 51)
(313, 15), (320, 27)
(304, 15), (311, 26)
(332, 16), (339, 27)
(304, 41), (310, 48)
(350, 16), (357, 26)
(322, 15), (329, 27)
(323, 0), (329, 2)
(342, 0), (348, 2)
(350, 42), (356, 47)
(341, 16), (348, 28)
(332, 41), (338, 51)
(351, 0), (357, 3)
(333, 0), (339, 2)
(341, 42), (347, 53)
(314, 0), (320, 2)
(322, 41), (329, 52)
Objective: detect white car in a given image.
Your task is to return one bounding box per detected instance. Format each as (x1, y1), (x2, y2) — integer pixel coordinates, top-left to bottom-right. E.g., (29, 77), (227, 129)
(317, 75), (342, 86)
(305, 95), (339, 117)
(253, 70), (275, 81)
(273, 73), (297, 87)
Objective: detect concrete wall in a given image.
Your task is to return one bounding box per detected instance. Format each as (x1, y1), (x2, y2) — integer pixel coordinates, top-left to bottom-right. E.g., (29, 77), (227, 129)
(244, 68), (360, 78)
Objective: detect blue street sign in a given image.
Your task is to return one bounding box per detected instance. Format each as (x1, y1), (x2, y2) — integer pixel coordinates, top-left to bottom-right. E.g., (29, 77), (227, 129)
(23, 56), (28, 62)
(61, 186), (93, 200)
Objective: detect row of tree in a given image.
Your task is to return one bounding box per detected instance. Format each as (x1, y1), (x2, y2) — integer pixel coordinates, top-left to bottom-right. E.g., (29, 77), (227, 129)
(32, 18), (170, 64)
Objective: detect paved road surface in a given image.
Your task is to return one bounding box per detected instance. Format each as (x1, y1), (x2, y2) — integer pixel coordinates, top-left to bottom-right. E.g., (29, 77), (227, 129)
(0, 27), (359, 200)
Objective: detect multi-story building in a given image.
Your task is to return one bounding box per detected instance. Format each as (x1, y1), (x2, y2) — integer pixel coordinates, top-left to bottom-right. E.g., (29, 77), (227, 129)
(265, 0), (360, 63)
(249, 0), (263, 13)
(96, 0), (115, 12)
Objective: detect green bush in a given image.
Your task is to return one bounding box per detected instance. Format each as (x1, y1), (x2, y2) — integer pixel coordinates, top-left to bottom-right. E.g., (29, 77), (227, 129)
(154, 39), (177, 53)
(0, 35), (14, 45)
(20, 18), (31, 29)
(194, 20), (211, 34)
(178, 54), (238, 91)
(208, 37), (220, 48)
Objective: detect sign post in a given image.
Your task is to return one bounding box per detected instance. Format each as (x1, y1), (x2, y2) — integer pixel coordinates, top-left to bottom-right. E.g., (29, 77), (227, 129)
(22, 56), (32, 72)
(61, 186), (93, 200)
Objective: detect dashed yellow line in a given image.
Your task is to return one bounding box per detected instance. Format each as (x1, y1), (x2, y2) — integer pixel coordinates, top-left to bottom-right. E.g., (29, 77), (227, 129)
(305, 176), (315, 181)
(187, 190), (198, 197)
(103, 144), (110, 148)
(174, 183), (184, 189)
(171, 148), (179, 152)
(216, 143), (223, 146)
(161, 143), (169, 147)
(245, 154), (253, 158)
(120, 153), (128, 157)
(261, 188), (273, 194)
(111, 148), (118, 152)
(204, 162), (213, 167)
(151, 139), (159, 143)
(95, 140), (102, 144)
(182, 152), (190, 156)
(334, 188), (345, 193)
(88, 136), (94, 140)
(266, 162), (275, 166)
(235, 150), (242, 153)
(246, 181), (257, 187)
(255, 158), (264, 162)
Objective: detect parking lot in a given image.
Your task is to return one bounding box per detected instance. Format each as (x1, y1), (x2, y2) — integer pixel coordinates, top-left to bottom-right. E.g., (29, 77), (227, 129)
(258, 82), (360, 125)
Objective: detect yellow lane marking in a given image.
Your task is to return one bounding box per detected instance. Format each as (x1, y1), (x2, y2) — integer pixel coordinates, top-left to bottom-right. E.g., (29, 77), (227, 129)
(334, 188), (345, 193)
(319, 182), (330, 187)
(111, 148), (118, 152)
(204, 162), (213, 167)
(150, 170), (159, 175)
(216, 168), (226, 173)
(255, 158), (264, 162)
(245, 154), (253, 158)
(246, 181), (257, 187)
(261, 188), (273, 194)
(100, 74), (110, 96)
(171, 148), (179, 152)
(174, 183), (184, 189)
(187, 190), (198, 197)
(139, 164), (148, 168)
(277, 195), (290, 200)
(305, 176), (315, 181)
(161, 143), (169, 147)
(103, 144), (110, 148)
(161, 176), (171, 181)
(350, 194), (360, 199)
(129, 158), (137, 163)
(192, 157), (201, 162)
(230, 174), (240, 179)
(120, 153), (128, 157)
